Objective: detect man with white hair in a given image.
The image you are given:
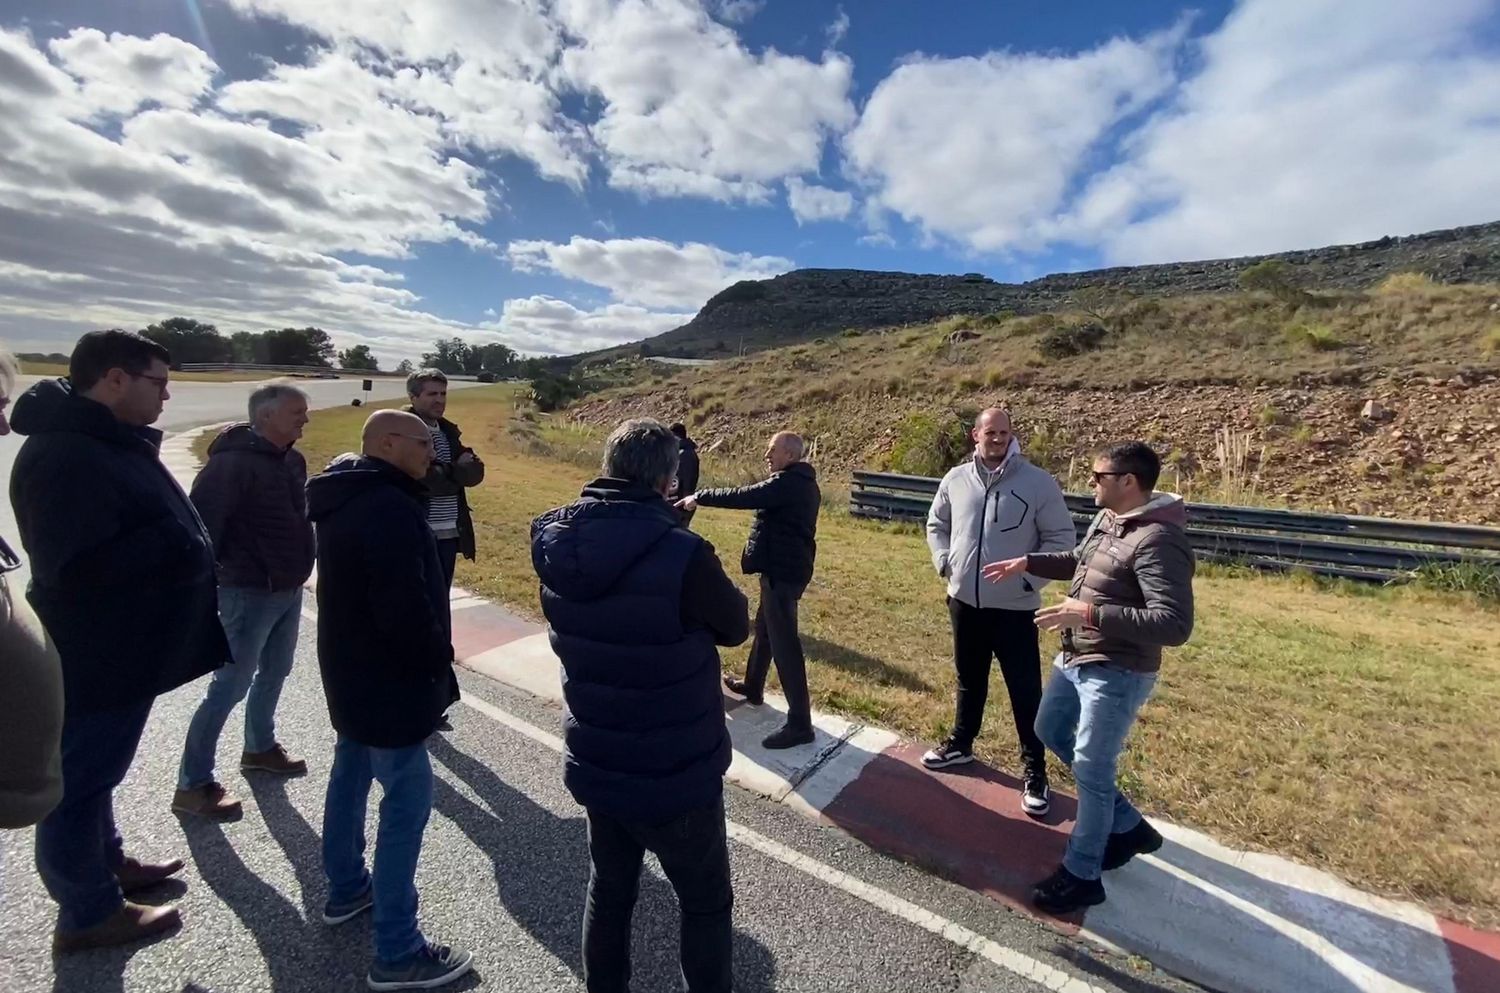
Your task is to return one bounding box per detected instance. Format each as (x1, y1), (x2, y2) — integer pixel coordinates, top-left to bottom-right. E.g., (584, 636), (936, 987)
(172, 382), (315, 820)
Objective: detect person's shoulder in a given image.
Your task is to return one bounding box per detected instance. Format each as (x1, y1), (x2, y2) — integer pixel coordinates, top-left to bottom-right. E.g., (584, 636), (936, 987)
(1017, 458), (1065, 491)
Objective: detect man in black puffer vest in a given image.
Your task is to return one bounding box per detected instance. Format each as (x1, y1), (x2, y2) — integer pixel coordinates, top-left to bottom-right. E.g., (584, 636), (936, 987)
(677, 430), (820, 749)
(532, 418), (749, 993)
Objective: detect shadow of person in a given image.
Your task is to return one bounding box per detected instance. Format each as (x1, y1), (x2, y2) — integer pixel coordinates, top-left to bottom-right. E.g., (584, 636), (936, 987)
(1088, 837), (1476, 993)
(802, 635), (934, 694)
(243, 776), (324, 920)
(427, 734), (777, 993)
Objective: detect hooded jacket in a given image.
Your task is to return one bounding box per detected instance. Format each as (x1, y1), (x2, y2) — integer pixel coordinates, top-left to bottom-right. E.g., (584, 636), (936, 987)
(1026, 492), (1196, 673)
(191, 423), (315, 591)
(8, 379), (228, 712)
(675, 436), (700, 496)
(532, 478), (749, 822)
(307, 455), (452, 748)
(926, 452), (1077, 611)
(695, 461), (820, 586)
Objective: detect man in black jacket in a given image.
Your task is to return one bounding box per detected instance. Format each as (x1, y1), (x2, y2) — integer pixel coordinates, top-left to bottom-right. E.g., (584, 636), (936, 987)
(172, 384), (315, 820)
(307, 409), (472, 991)
(9, 330), (229, 952)
(669, 422), (700, 527)
(678, 431), (820, 749)
(533, 418), (749, 993)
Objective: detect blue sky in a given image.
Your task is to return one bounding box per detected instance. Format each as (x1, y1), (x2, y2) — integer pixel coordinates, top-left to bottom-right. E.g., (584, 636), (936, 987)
(0, 0), (1496, 363)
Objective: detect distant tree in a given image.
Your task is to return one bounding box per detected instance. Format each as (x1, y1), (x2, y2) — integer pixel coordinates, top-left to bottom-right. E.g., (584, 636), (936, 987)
(228, 331), (265, 364)
(141, 317), (231, 366)
(420, 337), (472, 374)
(476, 342), (518, 374)
(262, 327), (335, 367)
(394, 358), (416, 375)
(338, 344), (380, 371)
(1239, 260), (1312, 305)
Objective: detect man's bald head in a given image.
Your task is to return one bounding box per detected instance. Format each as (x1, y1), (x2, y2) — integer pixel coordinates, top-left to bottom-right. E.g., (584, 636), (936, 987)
(362, 409), (434, 479)
(765, 431), (805, 472)
(972, 406), (1015, 465)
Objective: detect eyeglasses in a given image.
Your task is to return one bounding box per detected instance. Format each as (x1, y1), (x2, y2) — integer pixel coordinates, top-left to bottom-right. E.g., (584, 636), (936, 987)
(1089, 471), (1129, 485)
(386, 432), (433, 447)
(132, 372), (170, 392)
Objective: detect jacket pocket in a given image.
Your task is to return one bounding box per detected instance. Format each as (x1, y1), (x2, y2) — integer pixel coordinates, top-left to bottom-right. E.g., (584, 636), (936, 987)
(989, 490), (1031, 532)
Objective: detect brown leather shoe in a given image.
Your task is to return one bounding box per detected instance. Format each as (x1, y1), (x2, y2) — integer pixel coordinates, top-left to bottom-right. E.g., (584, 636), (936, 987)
(53, 901), (181, 953)
(114, 856), (185, 895)
(240, 744), (307, 776)
(171, 782), (243, 820)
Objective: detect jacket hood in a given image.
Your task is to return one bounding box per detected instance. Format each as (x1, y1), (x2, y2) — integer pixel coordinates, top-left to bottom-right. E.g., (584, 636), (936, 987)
(781, 461), (816, 481)
(1116, 491), (1187, 529)
(306, 454), (423, 522)
(8, 378), (162, 449)
(531, 478), (679, 602)
(207, 422), (290, 458)
(678, 436), (698, 453)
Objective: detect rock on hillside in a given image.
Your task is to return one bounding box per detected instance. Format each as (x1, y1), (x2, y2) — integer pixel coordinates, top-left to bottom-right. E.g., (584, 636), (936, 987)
(632, 220), (1500, 358)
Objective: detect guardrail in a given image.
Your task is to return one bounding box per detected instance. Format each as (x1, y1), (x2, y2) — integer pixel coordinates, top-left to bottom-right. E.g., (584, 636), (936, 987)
(850, 470), (1500, 583)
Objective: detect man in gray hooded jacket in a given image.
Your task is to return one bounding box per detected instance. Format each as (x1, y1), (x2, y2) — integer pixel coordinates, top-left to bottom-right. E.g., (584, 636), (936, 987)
(923, 407), (1075, 816)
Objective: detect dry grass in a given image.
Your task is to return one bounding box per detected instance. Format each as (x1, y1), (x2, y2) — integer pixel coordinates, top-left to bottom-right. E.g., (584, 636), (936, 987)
(19, 360), (297, 382)
(274, 388), (1500, 928)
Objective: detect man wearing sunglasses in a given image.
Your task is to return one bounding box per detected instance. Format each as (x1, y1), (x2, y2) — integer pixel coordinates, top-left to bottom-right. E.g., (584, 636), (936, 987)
(983, 441), (1194, 914)
(306, 409), (472, 991)
(9, 330), (230, 951)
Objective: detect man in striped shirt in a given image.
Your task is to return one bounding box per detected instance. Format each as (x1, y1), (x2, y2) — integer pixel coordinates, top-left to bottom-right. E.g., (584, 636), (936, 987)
(406, 369), (485, 719)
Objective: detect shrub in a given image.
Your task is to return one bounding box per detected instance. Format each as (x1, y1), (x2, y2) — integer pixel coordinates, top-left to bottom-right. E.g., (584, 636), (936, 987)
(1239, 259), (1313, 306)
(983, 366), (1007, 388)
(955, 375), (983, 392)
(1414, 561), (1500, 601)
(1375, 272), (1437, 295)
(1484, 327), (1500, 355)
(1038, 321), (1108, 358)
(1024, 420), (1073, 474)
(1282, 321), (1342, 351)
(886, 408), (975, 477)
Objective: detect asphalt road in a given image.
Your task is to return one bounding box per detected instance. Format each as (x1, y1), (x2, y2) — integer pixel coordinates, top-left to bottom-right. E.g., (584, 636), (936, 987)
(0, 375), (472, 589)
(0, 620), (1200, 993)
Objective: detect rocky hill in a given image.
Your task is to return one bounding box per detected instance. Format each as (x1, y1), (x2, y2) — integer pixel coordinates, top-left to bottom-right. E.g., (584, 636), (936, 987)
(615, 220), (1500, 359)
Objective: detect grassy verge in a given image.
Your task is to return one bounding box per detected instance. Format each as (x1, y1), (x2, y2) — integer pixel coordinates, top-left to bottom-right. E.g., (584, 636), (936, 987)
(271, 387), (1500, 928)
(19, 361), (295, 382)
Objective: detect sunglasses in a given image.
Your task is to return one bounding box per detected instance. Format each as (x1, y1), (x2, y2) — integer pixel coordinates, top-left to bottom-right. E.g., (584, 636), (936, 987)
(1089, 471), (1129, 485)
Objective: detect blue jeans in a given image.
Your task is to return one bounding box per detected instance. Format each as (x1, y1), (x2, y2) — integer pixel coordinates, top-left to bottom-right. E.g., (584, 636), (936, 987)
(1034, 659), (1158, 881)
(35, 700), (154, 931)
(322, 735), (433, 964)
(177, 587), (303, 790)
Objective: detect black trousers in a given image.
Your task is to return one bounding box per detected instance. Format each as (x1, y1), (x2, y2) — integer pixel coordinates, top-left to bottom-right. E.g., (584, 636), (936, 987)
(583, 797), (733, 993)
(745, 575), (810, 727)
(436, 537), (461, 707)
(947, 597), (1046, 775)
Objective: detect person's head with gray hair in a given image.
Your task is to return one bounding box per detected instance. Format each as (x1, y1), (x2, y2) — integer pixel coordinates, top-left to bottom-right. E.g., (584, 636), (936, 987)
(407, 367), (448, 423)
(764, 430), (805, 473)
(248, 381), (310, 448)
(601, 418), (680, 495)
(0, 347), (17, 436)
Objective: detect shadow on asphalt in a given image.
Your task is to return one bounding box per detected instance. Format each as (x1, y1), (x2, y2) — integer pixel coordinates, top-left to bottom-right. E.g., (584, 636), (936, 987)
(427, 734), (778, 993)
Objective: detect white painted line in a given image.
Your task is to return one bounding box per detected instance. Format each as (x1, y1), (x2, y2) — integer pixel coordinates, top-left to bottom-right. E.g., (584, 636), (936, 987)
(456, 691), (1110, 993)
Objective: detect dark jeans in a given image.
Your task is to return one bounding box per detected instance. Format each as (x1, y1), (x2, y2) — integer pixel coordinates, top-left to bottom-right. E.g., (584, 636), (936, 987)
(323, 735), (433, 964)
(36, 699), (154, 931)
(435, 536), (461, 707)
(583, 797), (733, 993)
(947, 597), (1046, 774)
(745, 575), (810, 727)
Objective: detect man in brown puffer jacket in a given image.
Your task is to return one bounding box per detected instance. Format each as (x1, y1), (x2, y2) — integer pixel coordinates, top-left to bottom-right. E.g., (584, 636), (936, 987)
(983, 441), (1194, 914)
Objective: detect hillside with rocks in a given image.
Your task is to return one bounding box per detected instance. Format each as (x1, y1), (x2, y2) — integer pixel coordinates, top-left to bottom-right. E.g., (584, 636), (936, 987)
(568, 275), (1500, 524)
(602, 220), (1500, 360)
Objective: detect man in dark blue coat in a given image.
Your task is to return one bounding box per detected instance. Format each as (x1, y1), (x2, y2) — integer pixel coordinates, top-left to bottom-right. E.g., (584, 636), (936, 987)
(532, 417), (749, 993)
(9, 329), (229, 952)
(307, 409), (472, 992)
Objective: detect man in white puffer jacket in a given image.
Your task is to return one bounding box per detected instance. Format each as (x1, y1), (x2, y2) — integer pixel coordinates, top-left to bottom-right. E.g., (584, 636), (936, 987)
(924, 407), (1076, 816)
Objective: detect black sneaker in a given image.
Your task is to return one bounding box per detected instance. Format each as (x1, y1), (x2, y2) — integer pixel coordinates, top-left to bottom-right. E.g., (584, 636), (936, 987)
(367, 942), (474, 991)
(1103, 818), (1163, 871)
(920, 737), (974, 770)
(322, 884), (373, 925)
(1031, 865), (1106, 914)
(723, 675), (763, 705)
(1021, 771), (1050, 818)
(761, 723), (815, 749)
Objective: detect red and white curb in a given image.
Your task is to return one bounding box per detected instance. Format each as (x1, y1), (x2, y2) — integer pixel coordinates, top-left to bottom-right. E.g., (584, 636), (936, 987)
(167, 427), (1500, 993)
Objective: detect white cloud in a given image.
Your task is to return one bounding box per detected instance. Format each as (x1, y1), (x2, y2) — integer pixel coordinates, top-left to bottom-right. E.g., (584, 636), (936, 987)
(714, 0), (765, 24)
(556, 0), (855, 202)
(786, 177), (854, 224)
(1060, 0), (1500, 262)
(827, 8), (850, 47)
(47, 28), (216, 118)
(843, 28), (1182, 253)
(507, 236), (792, 309)
(481, 296), (690, 354)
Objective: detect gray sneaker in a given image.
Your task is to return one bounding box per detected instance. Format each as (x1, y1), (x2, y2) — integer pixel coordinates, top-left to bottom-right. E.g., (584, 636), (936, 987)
(367, 942), (474, 991)
(322, 885), (373, 925)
